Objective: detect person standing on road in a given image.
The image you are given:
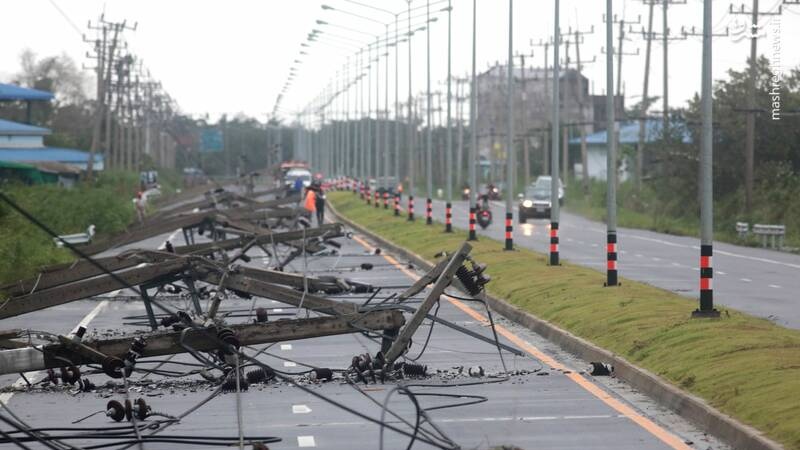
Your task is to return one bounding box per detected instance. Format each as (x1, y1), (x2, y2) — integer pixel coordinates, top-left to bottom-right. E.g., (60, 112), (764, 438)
(134, 192), (146, 223)
(303, 184), (316, 221)
(314, 182), (326, 226)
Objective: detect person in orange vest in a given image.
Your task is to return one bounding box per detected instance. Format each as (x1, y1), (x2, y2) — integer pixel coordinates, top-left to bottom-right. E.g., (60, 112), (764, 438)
(303, 184), (317, 221)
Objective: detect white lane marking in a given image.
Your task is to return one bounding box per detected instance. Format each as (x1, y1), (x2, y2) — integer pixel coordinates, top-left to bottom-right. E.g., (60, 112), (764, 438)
(652, 257), (661, 262)
(293, 404), (312, 414)
(1, 299), (109, 405)
(741, 278), (752, 282)
(69, 300), (109, 337)
(590, 243), (598, 247)
(297, 435), (316, 447)
(157, 229), (182, 250)
(716, 271), (727, 275)
(0, 372), (41, 405)
(280, 344), (293, 351)
(769, 284), (782, 289)
(563, 415), (614, 419)
(635, 254), (643, 258)
(671, 262), (681, 267)
(284, 361), (297, 367)
(713, 248), (800, 270)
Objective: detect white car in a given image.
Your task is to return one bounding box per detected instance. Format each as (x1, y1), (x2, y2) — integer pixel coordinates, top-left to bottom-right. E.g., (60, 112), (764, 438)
(533, 176), (564, 206)
(285, 169), (312, 189)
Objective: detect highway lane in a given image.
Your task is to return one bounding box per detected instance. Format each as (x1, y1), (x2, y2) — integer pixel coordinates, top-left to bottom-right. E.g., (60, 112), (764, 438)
(419, 197), (800, 329)
(0, 187), (726, 449)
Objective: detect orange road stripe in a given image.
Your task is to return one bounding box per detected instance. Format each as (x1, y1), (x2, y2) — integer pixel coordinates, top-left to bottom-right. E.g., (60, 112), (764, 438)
(350, 232), (691, 450)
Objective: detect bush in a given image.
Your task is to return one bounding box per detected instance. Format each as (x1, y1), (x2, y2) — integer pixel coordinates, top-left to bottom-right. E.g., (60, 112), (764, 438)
(0, 172), (140, 285)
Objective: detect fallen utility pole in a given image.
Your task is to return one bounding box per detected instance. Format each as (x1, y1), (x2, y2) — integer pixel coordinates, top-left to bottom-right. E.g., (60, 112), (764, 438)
(1, 224), (344, 297)
(384, 242), (472, 363)
(0, 310), (404, 375)
(0, 259), (189, 320)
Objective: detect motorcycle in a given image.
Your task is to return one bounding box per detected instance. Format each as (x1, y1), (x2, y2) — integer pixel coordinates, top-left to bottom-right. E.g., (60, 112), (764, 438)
(475, 195), (493, 229)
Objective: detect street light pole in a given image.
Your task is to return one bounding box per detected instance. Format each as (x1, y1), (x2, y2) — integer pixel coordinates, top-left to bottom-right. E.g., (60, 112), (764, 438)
(550, 0), (561, 266)
(407, 0), (416, 221)
(693, 0), (719, 318)
(468, 0), (478, 241)
(504, 0), (514, 251)
(605, 0), (618, 286)
(444, 0), (453, 232)
(425, 0), (433, 225)
(394, 14), (402, 215)
(383, 23), (390, 209)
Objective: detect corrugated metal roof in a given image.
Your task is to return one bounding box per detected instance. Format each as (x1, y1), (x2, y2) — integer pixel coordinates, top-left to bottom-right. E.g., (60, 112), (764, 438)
(0, 119), (51, 135)
(0, 83), (55, 101)
(568, 120), (692, 145)
(0, 147), (102, 164)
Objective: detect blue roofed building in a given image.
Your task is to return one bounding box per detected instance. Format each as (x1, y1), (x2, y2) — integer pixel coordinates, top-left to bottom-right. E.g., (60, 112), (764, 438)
(568, 119), (692, 181)
(0, 83), (55, 124)
(0, 118), (102, 184)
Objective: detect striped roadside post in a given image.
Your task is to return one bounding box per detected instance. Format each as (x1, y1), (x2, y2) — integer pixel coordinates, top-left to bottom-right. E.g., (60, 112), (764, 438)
(394, 194), (400, 216)
(468, 207), (477, 240)
(383, 192), (389, 209)
(445, 202), (453, 232)
(407, 196), (415, 221)
(374, 191), (380, 208)
(606, 233), (618, 286)
(549, 222), (559, 265)
(504, 213), (513, 250)
(426, 198), (433, 225)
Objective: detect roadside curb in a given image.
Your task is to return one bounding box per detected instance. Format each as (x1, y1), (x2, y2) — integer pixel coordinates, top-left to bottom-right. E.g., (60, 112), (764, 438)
(328, 198), (784, 450)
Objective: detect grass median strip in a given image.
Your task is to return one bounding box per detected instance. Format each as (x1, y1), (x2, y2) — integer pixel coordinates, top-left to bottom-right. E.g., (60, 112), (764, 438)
(329, 191), (800, 450)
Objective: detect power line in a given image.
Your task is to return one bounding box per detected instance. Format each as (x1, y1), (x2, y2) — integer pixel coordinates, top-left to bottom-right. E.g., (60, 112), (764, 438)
(45, 0), (83, 37)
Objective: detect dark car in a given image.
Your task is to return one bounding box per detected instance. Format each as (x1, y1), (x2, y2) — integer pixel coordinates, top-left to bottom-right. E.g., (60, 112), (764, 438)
(518, 185), (553, 222)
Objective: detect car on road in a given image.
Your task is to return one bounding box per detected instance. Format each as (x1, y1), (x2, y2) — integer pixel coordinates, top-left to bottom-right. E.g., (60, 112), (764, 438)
(518, 184), (554, 221)
(284, 168), (312, 192)
(533, 175), (564, 206)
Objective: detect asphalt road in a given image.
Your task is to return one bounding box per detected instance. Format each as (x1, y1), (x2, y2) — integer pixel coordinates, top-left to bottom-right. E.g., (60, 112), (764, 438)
(411, 197), (800, 329)
(0, 187), (727, 449)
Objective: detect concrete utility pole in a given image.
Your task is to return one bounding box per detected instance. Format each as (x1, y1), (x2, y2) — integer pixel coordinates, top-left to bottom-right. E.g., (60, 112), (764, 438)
(468, 0), (478, 241)
(572, 26), (596, 196)
(531, 38), (551, 175)
(561, 37), (570, 187)
(659, 0), (687, 133)
(504, 0), (515, 251)
(693, 0), (719, 318)
(550, 0), (561, 266)
(85, 20), (107, 181)
(455, 77), (466, 191)
(635, 0), (657, 193)
(516, 51), (533, 189)
(605, 0), (619, 287)
(730, 0), (782, 211)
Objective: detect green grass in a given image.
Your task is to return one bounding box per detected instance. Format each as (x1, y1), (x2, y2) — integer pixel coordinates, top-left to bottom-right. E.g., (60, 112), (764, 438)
(330, 191), (800, 450)
(0, 171), (173, 286)
(564, 179), (800, 250)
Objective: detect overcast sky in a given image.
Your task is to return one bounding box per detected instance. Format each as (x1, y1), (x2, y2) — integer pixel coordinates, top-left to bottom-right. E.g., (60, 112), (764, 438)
(1, 0), (796, 123)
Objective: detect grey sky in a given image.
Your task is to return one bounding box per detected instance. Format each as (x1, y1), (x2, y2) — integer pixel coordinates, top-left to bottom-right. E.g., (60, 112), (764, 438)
(1, 0), (796, 122)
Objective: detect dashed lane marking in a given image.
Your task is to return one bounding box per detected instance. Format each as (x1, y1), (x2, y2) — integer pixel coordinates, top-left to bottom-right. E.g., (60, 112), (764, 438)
(297, 435), (316, 447)
(740, 278), (752, 282)
(769, 284), (782, 289)
(1, 299), (108, 406)
(349, 233), (692, 450)
(293, 404), (312, 414)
